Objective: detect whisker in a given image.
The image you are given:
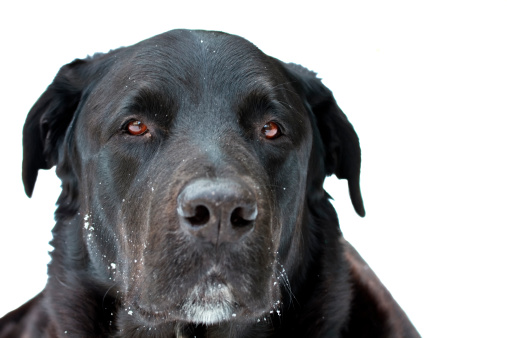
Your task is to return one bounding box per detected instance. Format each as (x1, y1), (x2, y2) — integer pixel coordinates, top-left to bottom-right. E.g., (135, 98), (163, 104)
(102, 282), (119, 308)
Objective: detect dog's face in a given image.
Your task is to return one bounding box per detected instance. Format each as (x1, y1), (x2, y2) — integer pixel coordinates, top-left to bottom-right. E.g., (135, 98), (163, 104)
(75, 31), (313, 324)
(22, 30), (364, 327)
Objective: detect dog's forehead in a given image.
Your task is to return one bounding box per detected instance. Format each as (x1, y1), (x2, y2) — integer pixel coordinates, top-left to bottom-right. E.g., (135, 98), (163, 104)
(106, 30), (280, 92)
(83, 30), (294, 126)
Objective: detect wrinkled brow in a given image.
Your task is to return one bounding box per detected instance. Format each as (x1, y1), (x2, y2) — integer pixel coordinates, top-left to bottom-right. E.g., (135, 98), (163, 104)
(121, 87), (177, 115)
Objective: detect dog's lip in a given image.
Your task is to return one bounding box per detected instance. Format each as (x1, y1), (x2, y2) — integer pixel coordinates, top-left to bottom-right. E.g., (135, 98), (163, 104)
(130, 297), (239, 325)
(129, 273), (234, 324)
(132, 303), (170, 322)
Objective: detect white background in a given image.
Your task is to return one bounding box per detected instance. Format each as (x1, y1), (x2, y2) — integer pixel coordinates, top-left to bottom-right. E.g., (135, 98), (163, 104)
(1, 1), (506, 337)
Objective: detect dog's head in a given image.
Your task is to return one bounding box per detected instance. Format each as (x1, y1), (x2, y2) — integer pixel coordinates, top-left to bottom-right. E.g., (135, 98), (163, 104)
(22, 30), (364, 326)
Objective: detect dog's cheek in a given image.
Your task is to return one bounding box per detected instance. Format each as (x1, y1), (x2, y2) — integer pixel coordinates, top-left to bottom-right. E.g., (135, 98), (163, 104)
(273, 155), (308, 227)
(78, 148), (151, 285)
(264, 133), (312, 290)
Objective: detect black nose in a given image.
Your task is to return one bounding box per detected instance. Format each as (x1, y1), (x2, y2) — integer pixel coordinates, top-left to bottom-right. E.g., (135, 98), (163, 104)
(177, 179), (258, 244)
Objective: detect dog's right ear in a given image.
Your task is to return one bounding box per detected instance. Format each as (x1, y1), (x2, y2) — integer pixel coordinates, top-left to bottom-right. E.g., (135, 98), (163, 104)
(22, 58), (92, 197)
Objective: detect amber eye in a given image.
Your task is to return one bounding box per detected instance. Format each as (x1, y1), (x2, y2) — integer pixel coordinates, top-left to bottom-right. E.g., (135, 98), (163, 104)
(261, 121), (281, 139)
(126, 120), (148, 135)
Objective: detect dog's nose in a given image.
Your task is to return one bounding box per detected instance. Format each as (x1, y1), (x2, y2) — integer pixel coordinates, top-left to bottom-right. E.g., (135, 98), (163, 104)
(177, 179), (258, 244)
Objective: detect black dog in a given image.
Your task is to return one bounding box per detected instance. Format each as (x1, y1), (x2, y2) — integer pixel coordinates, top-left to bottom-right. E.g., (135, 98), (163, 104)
(0, 30), (419, 337)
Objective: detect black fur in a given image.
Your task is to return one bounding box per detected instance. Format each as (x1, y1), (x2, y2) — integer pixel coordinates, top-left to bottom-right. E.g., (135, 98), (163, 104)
(1, 30), (418, 337)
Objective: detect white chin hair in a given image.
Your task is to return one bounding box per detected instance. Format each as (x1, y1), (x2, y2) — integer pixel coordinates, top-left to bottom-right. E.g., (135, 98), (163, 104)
(182, 282), (235, 325)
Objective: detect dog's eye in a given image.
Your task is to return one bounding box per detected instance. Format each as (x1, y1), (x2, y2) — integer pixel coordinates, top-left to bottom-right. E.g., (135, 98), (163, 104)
(126, 120), (148, 136)
(261, 121), (281, 139)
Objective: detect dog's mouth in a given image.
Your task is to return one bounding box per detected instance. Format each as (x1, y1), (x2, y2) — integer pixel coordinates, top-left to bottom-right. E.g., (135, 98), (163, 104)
(131, 271), (247, 325)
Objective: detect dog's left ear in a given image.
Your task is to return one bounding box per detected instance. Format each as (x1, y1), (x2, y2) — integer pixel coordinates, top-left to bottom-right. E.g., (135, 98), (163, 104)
(22, 58), (92, 197)
(282, 63), (365, 217)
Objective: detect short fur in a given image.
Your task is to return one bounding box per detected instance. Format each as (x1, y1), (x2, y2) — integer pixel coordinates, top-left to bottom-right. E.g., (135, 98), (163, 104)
(0, 30), (419, 337)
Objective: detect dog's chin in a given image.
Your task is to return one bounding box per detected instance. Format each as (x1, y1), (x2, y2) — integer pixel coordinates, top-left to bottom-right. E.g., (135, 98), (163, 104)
(181, 281), (236, 325)
(132, 276), (279, 327)
(133, 281), (250, 325)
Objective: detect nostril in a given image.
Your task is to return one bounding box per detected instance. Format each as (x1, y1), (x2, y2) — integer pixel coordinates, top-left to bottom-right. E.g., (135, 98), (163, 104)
(230, 207), (256, 228)
(186, 205), (210, 226)
(178, 179), (258, 243)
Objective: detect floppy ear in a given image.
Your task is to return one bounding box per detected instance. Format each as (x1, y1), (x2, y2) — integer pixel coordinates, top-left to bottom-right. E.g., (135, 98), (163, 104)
(22, 58), (90, 197)
(283, 63), (365, 217)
